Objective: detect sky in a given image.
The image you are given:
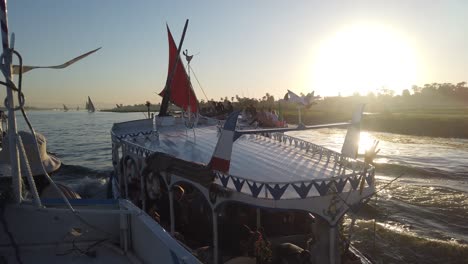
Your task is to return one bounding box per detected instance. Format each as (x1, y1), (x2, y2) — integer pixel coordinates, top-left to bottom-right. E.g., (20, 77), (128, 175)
(0, 0), (467, 108)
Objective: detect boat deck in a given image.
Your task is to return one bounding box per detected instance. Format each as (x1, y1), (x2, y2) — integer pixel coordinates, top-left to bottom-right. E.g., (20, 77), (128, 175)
(0, 242), (135, 264)
(114, 118), (373, 199)
(136, 125), (350, 182)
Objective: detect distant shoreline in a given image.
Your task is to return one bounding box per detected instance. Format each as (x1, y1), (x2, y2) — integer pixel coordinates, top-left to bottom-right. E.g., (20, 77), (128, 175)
(6, 106), (467, 139)
(282, 111), (468, 139)
(101, 108), (468, 139)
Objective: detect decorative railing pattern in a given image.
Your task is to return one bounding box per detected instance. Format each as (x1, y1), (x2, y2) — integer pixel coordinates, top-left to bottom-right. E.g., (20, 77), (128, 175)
(247, 132), (368, 173)
(119, 138), (154, 159)
(214, 168), (374, 200)
(112, 130), (153, 141)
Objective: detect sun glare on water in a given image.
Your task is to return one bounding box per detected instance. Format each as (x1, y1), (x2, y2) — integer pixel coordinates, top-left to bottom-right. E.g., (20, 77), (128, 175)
(358, 131), (376, 154)
(311, 24), (418, 96)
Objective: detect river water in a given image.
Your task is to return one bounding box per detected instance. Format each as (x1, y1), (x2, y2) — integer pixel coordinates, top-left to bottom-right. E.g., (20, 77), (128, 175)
(16, 110), (468, 264)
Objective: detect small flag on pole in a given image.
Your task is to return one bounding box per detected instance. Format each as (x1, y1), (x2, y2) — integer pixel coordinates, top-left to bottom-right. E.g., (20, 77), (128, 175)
(209, 111), (240, 173)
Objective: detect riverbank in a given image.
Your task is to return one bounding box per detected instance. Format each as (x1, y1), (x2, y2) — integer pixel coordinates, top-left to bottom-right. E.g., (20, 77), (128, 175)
(280, 110), (468, 139)
(101, 107), (468, 139)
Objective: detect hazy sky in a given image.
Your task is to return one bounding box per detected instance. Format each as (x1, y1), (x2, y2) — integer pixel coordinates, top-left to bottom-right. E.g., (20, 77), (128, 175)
(1, 0), (467, 108)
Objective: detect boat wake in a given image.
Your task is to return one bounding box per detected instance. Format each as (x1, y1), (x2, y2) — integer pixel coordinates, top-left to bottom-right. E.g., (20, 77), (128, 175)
(374, 162), (466, 181)
(52, 164), (110, 199)
(347, 175), (468, 264)
(349, 218), (468, 264)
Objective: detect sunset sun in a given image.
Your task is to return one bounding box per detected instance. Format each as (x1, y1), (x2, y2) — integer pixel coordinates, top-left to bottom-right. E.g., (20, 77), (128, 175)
(311, 24), (419, 96)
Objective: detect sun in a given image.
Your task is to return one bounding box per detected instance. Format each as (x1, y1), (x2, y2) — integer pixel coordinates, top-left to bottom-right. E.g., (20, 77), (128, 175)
(310, 24), (418, 96)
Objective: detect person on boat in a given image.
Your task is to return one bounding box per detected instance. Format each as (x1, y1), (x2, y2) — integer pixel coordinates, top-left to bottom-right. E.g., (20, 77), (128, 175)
(209, 101), (218, 116)
(257, 109), (275, 127)
(216, 102), (225, 114)
(249, 104), (257, 119)
(265, 108), (277, 126)
(248, 108), (281, 128)
(249, 109), (266, 126)
(225, 100), (234, 114)
(270, 109), (279, 124)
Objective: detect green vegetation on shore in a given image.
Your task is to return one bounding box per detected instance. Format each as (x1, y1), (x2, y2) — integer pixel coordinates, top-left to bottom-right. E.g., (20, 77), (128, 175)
(102, 82), (468, 139)
(281, 109), (468, 139)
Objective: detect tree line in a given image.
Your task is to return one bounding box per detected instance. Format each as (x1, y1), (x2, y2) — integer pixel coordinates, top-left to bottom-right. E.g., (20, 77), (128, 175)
(107, 82), (467, 114)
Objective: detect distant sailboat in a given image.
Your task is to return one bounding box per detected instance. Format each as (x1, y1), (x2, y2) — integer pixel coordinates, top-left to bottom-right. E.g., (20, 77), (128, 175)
(63, 104), (68, 112)
(87, 96), (95, 113)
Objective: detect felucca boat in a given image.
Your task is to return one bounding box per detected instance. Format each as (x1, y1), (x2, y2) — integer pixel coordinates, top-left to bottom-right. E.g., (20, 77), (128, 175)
(87, 96), (96, 113)
(0, 2), (200, 263)
(110, 20), (375, 264)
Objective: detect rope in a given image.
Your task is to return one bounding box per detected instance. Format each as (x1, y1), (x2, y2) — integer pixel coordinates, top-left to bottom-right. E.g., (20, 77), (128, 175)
(339, 172), (404, 253)
(56, 238), (108, 258)
(0, 2), (112, 259)
(188, 64), (209, 102)
(17, 135), (42, 207)
(1, 49), (72, 211)
(1, 48), (115, 239)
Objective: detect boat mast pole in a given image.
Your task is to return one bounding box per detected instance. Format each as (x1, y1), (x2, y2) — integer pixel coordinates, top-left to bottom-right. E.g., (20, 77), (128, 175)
(159, 19), (189, 116)
(1, 0), (22, 203)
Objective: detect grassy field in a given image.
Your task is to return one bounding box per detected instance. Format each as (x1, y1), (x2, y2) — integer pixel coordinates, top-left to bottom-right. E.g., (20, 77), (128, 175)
(281, 107), (468, 139)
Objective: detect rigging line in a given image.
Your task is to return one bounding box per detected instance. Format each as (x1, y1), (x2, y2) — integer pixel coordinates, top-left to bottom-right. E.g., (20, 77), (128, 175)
(342, 172), (403, 253)
(2, 49), (113, 237)
(6, 49), (71, 211)
(188, 64), (209, 102)
(338, 172), (405, 210)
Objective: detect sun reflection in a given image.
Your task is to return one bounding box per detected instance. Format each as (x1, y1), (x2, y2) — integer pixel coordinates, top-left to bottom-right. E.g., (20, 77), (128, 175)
(359, 131), (375, 154)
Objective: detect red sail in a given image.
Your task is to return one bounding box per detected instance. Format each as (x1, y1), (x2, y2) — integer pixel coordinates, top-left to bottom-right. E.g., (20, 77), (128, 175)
(159, 26), (198, 113)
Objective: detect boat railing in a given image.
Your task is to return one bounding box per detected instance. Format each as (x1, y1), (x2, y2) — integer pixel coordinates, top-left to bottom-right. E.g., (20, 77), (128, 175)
(252, 132), (369, 171)
(212, 132), (374, 199)
(213, 168), (374, 200)
(112, 126), (370, 171)
(111, 128), (154, 141)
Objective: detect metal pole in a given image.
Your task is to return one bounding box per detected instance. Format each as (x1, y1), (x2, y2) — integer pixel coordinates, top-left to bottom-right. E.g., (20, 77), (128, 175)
(1, 0), (22, 203)
(212, 209), (218, 264)
(169, 187), (175, 235)
(256, 208), (261, 230)
(329, 226), (336, 264)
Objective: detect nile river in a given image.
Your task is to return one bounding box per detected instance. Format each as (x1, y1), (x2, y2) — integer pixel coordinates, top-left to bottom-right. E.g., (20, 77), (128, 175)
(17, 110), (468, 264)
